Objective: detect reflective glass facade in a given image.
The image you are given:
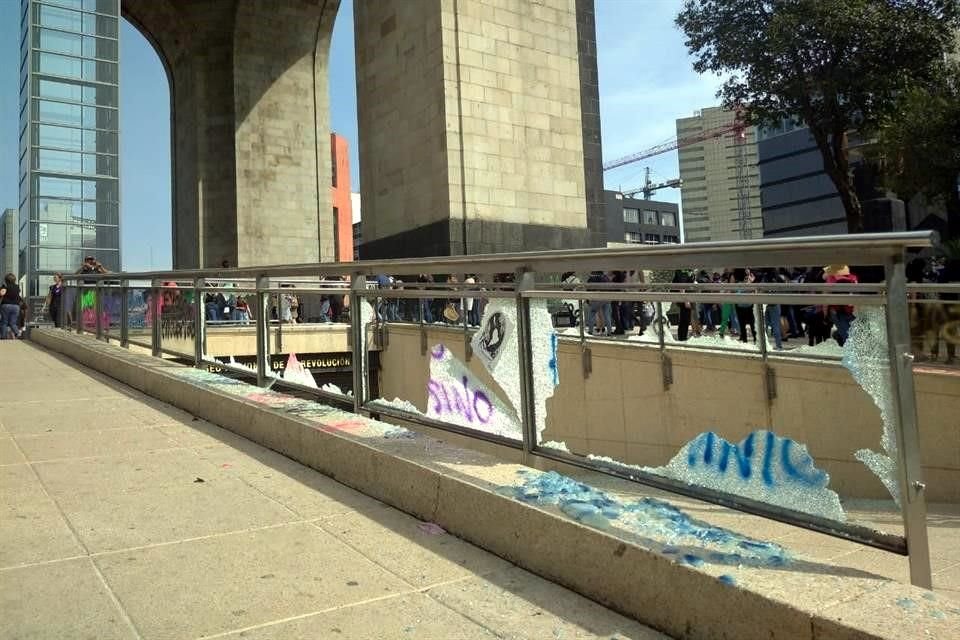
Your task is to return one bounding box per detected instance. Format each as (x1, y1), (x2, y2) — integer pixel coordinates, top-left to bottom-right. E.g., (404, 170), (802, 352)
(19, 0), (120, 313)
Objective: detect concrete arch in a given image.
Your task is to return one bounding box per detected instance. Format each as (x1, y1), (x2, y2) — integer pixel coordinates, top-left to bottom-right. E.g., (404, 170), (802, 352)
(120, 0), (603, 266)
(122, 0), (339, 268)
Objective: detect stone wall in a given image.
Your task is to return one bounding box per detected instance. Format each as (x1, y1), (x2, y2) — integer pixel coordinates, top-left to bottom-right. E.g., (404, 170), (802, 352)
(359, 0), (596, 257)
(124, 0), (339, 269)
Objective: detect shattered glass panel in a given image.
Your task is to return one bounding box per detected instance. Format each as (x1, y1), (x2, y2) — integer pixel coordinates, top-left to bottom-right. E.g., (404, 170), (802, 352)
(534, 276), (915, 527)
(425, 344), (521, 438)
(843, 306), (901, 505)
(647, 430), (846, 522)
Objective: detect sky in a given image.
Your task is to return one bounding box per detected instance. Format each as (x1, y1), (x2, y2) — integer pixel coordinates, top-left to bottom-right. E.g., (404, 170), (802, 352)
(0, 0), (726, 272)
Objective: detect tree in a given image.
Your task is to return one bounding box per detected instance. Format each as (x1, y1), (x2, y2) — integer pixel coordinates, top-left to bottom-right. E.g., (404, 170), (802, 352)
(676, 0), (960, 233)
(873, 61), (960, 239)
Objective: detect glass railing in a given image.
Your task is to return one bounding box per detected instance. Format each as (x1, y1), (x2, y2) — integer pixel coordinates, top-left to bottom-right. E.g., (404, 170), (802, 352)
(54, 231), (947, 589)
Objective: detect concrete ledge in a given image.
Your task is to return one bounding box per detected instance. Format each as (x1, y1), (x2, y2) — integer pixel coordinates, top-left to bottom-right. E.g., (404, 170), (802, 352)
(31, 329), (959, 640)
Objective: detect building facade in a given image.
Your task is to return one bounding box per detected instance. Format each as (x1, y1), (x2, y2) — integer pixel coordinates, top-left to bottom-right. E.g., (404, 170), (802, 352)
(757, 121), (848, 237)
(18, 0), (121, 314)
(603, 191), (680, 246)
(1, 209), (18, 279)
(676, 107), (762, 242)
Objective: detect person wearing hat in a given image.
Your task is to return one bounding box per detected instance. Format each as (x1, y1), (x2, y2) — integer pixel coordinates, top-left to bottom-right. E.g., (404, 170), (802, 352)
(823, 264), (858, 346)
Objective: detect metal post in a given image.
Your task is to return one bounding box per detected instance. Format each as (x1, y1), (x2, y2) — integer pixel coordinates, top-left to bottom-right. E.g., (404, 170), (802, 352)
(75, 285), (83, 334)
(884, 256), (933, 588)
(193, 278), (204, 367)
(255, 276), (270, 387)
(419, 285), (427, 356)
(120, 280), (129, 347)
(276, 291), (284, 353)
(59, 284), (68, 331)
(94, 281), (104, 340)
(462, 290), (471, 361)
(515, 270), (537, 461)
(350, 274), (367, 413)
(151, 282), (162, 357)
(578, 299), (591, 378)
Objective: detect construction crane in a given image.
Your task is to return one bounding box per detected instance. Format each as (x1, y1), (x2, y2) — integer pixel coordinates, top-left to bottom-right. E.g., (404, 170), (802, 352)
(603, 109), (753, 239)
(622, 167), (682, 199)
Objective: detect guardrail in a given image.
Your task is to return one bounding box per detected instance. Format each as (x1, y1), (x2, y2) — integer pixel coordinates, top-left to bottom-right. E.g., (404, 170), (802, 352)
(53, 231), (945, 588)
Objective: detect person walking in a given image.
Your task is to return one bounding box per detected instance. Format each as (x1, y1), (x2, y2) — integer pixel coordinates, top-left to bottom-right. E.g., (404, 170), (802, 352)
(464, 274), (479, 326)
(760, 268), (783, 350)
(45, 272), (64, 328)
(672, 269), (693, 341)
(0, 273), (21, 339)
(734, 269), (757, 343)
(823, 264), (858, 346)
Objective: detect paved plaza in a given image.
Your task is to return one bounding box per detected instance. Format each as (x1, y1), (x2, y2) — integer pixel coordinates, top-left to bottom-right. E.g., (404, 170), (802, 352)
(0, 341), (665, 640)
(2, 338), (959, 639)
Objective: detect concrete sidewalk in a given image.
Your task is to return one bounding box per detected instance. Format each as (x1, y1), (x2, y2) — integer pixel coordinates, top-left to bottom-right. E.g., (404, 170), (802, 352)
(0, 342), (665, 640)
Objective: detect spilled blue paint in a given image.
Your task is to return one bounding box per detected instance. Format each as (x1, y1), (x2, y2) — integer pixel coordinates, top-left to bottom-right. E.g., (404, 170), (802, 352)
(896, 597), (917, 610)
(499, 471), (791, 569)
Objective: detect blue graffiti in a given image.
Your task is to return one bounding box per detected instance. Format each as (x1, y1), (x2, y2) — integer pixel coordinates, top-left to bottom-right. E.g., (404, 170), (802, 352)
(718, 574), (737, 586)
(548, 333), (559, 386)
(686, 430), (827, 488)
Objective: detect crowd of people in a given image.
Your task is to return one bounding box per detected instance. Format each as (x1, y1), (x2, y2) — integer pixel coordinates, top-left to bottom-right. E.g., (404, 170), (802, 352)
(10, 250), (956, 365)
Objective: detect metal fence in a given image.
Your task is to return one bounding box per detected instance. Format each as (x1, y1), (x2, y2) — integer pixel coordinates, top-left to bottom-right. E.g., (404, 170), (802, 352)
(54, 231), (943, 588)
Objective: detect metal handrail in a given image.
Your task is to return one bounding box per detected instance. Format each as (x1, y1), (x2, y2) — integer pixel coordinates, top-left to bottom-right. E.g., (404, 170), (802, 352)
(54, 231), (937, 588)
(60, 231), (933, 281)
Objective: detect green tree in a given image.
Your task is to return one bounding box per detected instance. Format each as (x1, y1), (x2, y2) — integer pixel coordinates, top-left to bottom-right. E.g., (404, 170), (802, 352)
(676, 0), (960, 233)
(874, 61), (960, 239)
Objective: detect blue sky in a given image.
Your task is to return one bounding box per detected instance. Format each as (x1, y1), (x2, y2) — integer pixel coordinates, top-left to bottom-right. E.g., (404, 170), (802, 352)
(0, 0), (725, 271)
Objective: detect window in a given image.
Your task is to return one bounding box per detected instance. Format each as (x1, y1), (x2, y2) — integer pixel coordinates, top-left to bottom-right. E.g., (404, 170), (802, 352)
(624, 231), (641, 243)
(623, 208), (639, 224)
(37, 4), (117, 38)
(660, 211), (676, 227)
(644, 233), (660, 243)
(34, 175), (118, 202)
(34, 28), (118, 61)
(36, 124), (116, 153)
(663, 235), (680, 244)
(36, 78), (118, 107)
(643, 210), (658, 225)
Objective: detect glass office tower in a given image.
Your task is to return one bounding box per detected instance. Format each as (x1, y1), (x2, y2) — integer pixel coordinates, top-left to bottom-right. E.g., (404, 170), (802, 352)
(18, 0), (120, 316)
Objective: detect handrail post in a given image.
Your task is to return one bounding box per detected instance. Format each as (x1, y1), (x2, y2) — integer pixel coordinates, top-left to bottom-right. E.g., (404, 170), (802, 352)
(151, 280), (162, 357)
(59, 282), (68, 331)
(255, 275), (270, 387)
(350, 273), (366, 413)
(194, 277), (204, 367)
(884, 255), (932, 589)
(75, 284), (83, 334)
(120, 279), (129, 347)
(94, 280), (104, 340)
(515, 269), (537, 462)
